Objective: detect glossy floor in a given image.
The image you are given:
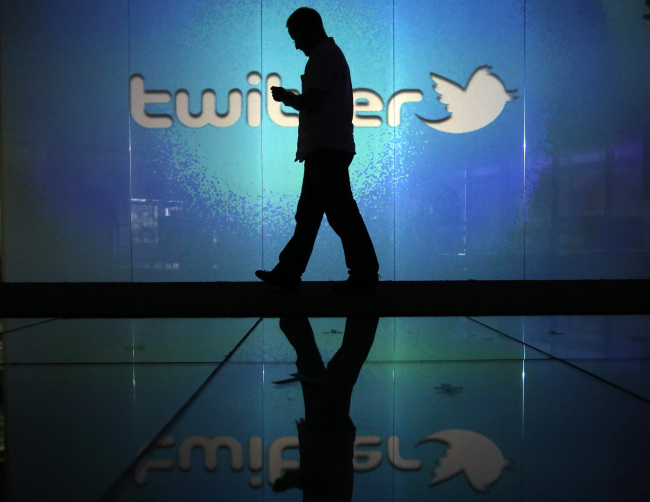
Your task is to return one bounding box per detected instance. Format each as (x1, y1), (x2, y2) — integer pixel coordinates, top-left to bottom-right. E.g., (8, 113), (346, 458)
(1, 316), (649, 501)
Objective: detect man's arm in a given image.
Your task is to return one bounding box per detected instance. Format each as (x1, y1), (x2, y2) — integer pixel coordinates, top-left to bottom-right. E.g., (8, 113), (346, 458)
(271, 86), (326, 113)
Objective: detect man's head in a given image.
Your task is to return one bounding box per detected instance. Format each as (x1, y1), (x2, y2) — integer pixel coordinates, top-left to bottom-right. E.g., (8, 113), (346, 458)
(286, 7), (327, 56)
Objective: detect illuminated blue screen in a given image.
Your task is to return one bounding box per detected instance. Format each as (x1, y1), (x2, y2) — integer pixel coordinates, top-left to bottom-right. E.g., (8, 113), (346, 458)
(2, 0), (649, 281)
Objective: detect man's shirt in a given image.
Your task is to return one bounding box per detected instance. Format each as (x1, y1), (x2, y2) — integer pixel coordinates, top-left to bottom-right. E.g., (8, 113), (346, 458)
(296, 37), (355, 162)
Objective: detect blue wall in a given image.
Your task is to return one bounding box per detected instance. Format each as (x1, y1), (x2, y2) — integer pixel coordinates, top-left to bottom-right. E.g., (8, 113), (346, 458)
(2, 0), (649, 281)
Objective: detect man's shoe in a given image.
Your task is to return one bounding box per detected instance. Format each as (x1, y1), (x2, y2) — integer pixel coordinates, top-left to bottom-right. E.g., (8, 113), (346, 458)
(330, 274), (379, 293)
(255, 269), (301, 290)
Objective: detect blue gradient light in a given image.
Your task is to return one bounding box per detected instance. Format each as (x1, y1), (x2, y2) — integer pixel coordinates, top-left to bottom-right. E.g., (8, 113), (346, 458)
(1, 0), (649, 281)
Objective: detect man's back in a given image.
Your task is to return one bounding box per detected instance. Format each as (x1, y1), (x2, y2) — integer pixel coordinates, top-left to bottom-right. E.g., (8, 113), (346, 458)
(296, 37), (355, 162)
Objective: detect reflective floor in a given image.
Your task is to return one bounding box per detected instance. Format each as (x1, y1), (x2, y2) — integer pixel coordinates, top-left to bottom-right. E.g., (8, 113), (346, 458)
(1, 316), (649, 501)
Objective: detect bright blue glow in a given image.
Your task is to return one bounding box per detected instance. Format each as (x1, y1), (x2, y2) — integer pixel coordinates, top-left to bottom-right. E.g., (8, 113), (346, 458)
(1, 0), (649, 281)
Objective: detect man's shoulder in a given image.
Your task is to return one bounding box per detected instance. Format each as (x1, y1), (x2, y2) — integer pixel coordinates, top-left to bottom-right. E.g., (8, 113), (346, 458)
(311, 40), (348, 74)
(311, 38), (344, 60)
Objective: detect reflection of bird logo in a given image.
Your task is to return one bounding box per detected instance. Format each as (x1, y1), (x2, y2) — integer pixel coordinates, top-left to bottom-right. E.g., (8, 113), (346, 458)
(417, 429), (510, 493)
(417, 66), (517, 134)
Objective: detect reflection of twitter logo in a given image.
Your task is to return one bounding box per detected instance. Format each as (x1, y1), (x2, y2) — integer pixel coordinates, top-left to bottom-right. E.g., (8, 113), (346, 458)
(417, 429), (510, 492)
(417, 66), (517, 134)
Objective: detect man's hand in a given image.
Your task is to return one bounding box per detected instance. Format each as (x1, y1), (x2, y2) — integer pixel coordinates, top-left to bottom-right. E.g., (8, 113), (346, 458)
(271, 86), (291, 103)
(271, 86), (325, 112)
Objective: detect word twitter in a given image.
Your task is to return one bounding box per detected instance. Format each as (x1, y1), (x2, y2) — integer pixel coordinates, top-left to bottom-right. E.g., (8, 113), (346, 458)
(130, 67), (516, 134)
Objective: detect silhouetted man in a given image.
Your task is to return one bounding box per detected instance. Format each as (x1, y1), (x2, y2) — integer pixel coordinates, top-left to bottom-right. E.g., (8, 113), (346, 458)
(255, 7), (379, 292)
(272, 316), (378, 501)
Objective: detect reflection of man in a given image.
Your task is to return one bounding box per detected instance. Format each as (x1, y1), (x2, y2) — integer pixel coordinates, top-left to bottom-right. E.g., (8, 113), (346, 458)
(255, 7), (379, 293)
(273, 316), (379, 501)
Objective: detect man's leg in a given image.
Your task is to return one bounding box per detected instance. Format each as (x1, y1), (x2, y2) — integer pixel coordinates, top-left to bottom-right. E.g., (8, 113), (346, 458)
(306, 149), (379, 280)
(275, 166), (325, 277)
(326, 316), (379, 416)
(256, 164), (324, 288)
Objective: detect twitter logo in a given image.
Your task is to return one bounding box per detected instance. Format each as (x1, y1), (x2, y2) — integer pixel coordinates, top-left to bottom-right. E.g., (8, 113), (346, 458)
(417, 66), (517, 134)
(417, 429), (510, 493)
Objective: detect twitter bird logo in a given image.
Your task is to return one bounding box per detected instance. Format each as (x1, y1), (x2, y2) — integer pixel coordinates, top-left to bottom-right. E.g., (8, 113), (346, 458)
(417, 429), (510, 493)
(417, 66), (517, 134)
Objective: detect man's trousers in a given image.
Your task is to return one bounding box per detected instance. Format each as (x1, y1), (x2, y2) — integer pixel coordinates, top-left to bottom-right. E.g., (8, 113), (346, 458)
(277, 147), (379, 278)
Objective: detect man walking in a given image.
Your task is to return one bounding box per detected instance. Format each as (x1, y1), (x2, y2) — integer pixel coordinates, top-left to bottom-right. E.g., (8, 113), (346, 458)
(255, 7), (379, 292)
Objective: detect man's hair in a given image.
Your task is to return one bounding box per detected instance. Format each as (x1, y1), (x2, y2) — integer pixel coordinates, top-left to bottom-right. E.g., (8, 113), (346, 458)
(286, 7), (326, 37)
